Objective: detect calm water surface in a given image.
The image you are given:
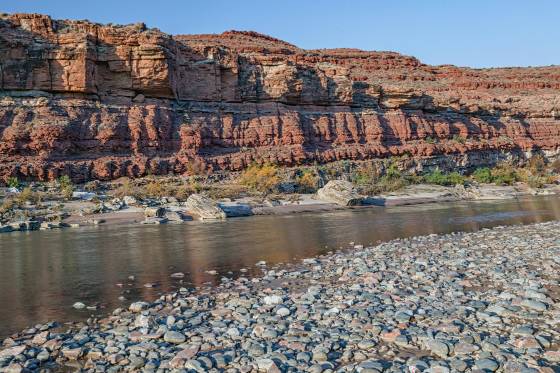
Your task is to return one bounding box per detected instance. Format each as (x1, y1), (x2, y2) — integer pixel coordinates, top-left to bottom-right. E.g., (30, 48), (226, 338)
(2, 196), (560, 337)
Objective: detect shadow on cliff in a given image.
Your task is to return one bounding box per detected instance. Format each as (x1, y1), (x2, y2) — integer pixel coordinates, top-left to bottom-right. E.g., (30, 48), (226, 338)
(0, 16), (542, 181)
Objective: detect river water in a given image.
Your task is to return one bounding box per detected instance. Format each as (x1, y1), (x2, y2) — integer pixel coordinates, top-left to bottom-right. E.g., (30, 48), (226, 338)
(2, 196), (560, 337)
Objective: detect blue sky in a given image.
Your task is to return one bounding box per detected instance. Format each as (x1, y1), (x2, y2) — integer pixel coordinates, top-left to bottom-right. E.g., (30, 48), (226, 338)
(3, 0), (558, 68)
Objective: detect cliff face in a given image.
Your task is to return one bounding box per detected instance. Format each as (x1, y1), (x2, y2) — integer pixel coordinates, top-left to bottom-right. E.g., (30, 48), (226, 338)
(1, 13), (560, 182)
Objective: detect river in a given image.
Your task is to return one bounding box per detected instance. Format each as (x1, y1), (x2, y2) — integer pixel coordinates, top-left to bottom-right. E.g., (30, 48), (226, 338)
(1, 196), (560, 337)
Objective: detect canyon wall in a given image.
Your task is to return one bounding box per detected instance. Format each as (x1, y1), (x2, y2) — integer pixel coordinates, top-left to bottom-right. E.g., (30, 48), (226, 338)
(1, 13), (560, 182)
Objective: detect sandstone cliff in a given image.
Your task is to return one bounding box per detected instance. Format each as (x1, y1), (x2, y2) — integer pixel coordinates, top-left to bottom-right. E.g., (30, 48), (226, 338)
(1, 13), (560, 182)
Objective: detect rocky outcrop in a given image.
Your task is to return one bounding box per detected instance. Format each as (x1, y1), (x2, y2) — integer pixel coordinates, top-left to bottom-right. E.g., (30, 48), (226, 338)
(1, 13), (560, 182)
(316, 180), (363, 206)
(184, 194), (226, 220)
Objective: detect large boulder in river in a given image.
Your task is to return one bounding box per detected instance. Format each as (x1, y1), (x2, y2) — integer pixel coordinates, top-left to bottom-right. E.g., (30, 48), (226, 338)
(316, 180), (363, 206)
(185, 194), (226, 220)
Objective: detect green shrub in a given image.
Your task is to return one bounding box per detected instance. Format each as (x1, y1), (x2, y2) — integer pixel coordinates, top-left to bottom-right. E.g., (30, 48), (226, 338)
(363, 175), (410, 195)
(360, 162), (416, 195)
(58, 175), (74, 200)
(58, 175), (72, 189)
(351, 163), (380, 186)
(385, 162), (401, 179)
(6, 177), (19, 189)
(423, 170), (465, 186)
(491, 167), (517, 185)
(472, 167), (493, 183)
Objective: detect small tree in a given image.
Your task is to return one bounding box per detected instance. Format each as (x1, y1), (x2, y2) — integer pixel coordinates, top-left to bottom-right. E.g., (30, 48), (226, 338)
(58, 175), (74, 200)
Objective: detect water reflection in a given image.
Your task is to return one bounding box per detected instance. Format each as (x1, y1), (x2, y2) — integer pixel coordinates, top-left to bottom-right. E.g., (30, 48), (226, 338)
(1, 196), (560, 337)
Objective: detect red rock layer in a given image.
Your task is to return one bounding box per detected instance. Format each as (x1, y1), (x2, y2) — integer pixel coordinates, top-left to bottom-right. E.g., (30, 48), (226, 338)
(1, 13), (559, 181)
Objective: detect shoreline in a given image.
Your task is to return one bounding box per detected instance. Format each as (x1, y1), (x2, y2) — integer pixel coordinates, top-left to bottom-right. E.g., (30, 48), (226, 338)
(2, 182), (557, 234)
(1, 221), (559, 372)
(59, 183), (560, 228)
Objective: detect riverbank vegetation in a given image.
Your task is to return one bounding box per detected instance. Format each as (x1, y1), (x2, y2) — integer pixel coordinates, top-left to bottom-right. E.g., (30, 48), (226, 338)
(2, 155), (560, 231)
(347, 155), (559, 194)
(2, 156), (560, 204)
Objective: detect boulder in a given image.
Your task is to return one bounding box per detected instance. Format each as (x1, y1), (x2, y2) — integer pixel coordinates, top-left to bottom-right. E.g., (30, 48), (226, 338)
(129, 301), (150, 312)
(185, 194), (226, 220)
(22, 221), (41, 231)
(72, 191), (97, 201)
(105, 198), (125, 211)
(144, 206), (165, 218)
(9, 222), (25, 231)
(123, 196), (138, 206)
(165, 210), (187, 222)
(218, 203), (253, 217)
(316, 180), (363, 206)
(81, 204), (105, 215)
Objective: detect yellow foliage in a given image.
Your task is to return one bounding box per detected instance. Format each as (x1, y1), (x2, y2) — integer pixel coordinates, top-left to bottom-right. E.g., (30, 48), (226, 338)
(297, 170), (319, 193)
(239, 163), (281, 193)
(145, 181), (169, 198)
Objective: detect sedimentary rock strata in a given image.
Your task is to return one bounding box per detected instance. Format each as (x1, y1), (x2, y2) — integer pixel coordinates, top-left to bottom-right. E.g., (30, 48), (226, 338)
(1, 13), (560, 181)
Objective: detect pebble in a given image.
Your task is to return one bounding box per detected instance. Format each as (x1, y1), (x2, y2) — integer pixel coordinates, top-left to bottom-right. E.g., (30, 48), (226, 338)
(128, 301), (149, 312)
(475, 358), (500, 371)
(276, 307), (290, 317)
(426, 339), (450, 358)
(263, 295), (283, 305)
(72, 302), (86, 310)
(1, 221), (559, 372)
(520, 299), (547, 312)
(163, 331), (186, 344)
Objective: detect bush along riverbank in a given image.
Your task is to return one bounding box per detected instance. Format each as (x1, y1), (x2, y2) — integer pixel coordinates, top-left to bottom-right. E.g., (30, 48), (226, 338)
(0, 221), (559, 371)
(2, 157), (560, 233)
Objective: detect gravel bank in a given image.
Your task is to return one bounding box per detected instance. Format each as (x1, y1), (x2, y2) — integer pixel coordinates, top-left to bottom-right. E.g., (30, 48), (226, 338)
(1, 222), (560, 372)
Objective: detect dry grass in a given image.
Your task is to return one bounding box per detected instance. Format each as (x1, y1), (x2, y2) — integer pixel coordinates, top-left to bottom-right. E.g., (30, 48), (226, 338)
(112, 178), (149, 199)
(17, 187), (42, 205)
(206, 184), (249, 200)
(111, 177), (200, 201)
(145, 180), (172, 198)
(0, 187), (43, 214)
(0, 198), (17, 214)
